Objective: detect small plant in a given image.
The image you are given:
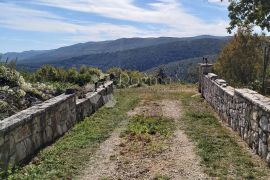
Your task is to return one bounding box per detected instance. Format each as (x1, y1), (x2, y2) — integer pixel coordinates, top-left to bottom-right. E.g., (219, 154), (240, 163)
(126, 115), (174, 137)
(122, 115), (175, 155)
(153, 174), (171, 180)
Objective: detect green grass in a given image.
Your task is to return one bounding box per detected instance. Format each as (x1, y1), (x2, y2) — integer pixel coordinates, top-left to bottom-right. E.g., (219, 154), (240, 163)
(121, 115), (175, 155)
(180, 94), (269, 179)
(5, 84), (270, 179)
(126, 115), (175, 137)
(7, 90), (139, 179)
(124, 84), (270, 179)
(153, 174), (171, 180)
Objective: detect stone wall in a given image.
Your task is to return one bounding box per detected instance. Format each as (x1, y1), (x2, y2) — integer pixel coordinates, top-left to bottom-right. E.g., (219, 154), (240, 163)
(0, 81), (113, 170)
(199, 64), (270, 164)
(76, 81), (113, 121)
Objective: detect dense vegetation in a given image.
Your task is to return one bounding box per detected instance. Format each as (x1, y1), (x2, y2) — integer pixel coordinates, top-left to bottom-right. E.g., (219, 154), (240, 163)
(5, 36), (228, 72)
(225, 0), (270, 33)
(23, 38), (226, 72)
(0, 64), (59, 120)
(220, 0), (270, 92)
(214, 28), (269, 91)
(147, 55), (217, 83)
(3, 37), (181, 63)
(0, 62), (162, 120)
(25, 65), (102, 87)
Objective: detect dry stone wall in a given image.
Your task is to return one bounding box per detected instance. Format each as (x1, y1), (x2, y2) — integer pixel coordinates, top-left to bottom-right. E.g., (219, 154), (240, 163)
(0, 81), (113, 170)
(199, 64), (270, 164)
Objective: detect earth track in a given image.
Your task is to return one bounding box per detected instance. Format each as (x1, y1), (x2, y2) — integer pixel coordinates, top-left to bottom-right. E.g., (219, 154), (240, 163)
(77, 99), (207, 180)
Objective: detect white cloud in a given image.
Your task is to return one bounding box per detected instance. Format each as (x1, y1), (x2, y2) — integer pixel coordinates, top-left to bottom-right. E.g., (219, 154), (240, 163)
(207, 0), (230, 6)
(0, 0), (230, 47)
(33, 0), (229, 32)
(0, 2), (146, 36)
(33, 0), (229, 37)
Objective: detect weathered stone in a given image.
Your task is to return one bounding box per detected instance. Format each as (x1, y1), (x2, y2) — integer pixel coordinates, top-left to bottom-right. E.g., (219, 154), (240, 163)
(252, 111), (258, 121)
(258, 110), (263, 117)
(56, 125), (63, 136)
(46, 126), (53, 141)
(199, 63), (270, 163)
(261, 132), (267, 143)
(207, 73), (218, 80)
(24, 138), (32, 155)
(259, 139), (268, 158)
(0, 136), (4, 146)
(259, 116), (268, 132)
(14, 126), (31, 143)
(47, 117), (52, 126)
(33, 123), (41, 134)
(15, 141), (26, 162)
(9, 135), (15, 154)
(8, 154), (16, 167)
(0, 81), (113, 168)
(266, 153), (270, 165)
(32, 133), (42, 149)
(251, 119), (258, 131)
(0, 142), (10, 163)
(62, 123), (68, 133)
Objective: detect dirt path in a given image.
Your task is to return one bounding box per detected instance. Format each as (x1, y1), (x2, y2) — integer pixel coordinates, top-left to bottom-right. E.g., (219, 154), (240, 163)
(77, 100), (207, 180)
(159, 100), (206, 179)
(77, 119), (128, 180)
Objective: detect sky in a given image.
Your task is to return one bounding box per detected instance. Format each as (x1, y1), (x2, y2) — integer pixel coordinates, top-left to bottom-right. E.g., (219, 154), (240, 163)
(0, 0), (230, 53)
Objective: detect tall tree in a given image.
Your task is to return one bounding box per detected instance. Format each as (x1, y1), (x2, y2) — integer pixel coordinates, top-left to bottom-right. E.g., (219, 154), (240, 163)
(223, 0), (270, 33)
(214, 28), (263, 87)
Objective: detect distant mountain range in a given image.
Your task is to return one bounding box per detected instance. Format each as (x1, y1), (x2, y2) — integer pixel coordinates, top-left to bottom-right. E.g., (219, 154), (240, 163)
(1, 35), (230, 72)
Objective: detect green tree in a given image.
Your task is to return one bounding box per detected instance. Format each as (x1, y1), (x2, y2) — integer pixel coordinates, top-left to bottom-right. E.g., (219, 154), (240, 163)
(214, 28), (263, 87)
(66, 67), (78, 83)
(88, 67), (101, 77)
(107, 67), (123, 77)
(79, 65), (88, 74)
(156, 66), (167, 84)
(128, 70), (144, 85)
(224, 0), (270, 33)
(88, 67), (102, 82)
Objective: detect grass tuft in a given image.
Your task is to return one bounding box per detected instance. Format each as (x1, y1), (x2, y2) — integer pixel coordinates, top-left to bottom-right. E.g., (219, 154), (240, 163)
(126, 115), (174, 137)
(122, 115), (175, 155)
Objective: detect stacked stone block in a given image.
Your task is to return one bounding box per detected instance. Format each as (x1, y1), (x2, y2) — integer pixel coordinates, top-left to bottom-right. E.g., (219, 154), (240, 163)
(199, 64), (270, 164)
(0, 81), (113, 171)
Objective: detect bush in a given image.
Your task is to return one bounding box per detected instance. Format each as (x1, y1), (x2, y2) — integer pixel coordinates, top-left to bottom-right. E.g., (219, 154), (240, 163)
(0, 65), (58, 120)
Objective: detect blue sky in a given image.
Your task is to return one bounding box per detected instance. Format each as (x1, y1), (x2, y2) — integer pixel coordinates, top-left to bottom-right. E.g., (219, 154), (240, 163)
(0, 0), (230, 53)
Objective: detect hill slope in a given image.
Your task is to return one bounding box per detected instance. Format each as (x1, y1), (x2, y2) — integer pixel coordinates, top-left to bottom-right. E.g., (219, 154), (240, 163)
(17, 36), (228, 71)
(1, 50), (49, 61)
(146, 55), (217, 83)
(9, 37), (182, 63)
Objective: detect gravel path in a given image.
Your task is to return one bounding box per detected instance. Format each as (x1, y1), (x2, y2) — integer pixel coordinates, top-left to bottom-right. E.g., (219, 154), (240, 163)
(77, 100), (207, 180)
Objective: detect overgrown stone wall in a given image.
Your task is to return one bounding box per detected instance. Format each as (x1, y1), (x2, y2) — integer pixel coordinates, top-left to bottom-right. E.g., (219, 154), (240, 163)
(199, 64), (270, 164)
(0, 81), (113, 170)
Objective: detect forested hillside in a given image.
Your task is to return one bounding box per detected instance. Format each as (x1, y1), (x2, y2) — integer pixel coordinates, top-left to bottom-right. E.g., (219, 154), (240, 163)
(11, 37), (181, 63)
(16, 37), (228, 72)
(146, 55), (217, 82)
